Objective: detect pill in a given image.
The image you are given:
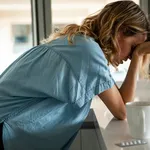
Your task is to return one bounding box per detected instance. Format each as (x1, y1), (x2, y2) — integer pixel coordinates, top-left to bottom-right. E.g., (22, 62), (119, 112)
(125, 142), (129, 145)
(141, 140), (147, 144)
(137, 140), (141, 144)
(129, 141), (133, 145)
(120, 142), (125, 146)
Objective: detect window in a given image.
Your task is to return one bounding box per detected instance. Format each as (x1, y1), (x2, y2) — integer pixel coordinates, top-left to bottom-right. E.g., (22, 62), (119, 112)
(0, 0), (32, 74)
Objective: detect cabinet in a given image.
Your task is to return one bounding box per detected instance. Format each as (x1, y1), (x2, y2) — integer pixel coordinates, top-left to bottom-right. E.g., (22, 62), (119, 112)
(70, 129), (100, 150)
(69, 109), (104, 150)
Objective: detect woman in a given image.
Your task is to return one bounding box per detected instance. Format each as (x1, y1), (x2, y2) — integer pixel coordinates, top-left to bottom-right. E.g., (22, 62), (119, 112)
(0, 0), (150, 149)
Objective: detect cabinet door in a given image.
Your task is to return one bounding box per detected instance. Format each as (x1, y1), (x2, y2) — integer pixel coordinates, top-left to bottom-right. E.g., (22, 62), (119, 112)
(69, 131), (81, 150)
(70, 129), (100, 150)
(81, 129), (100, 150)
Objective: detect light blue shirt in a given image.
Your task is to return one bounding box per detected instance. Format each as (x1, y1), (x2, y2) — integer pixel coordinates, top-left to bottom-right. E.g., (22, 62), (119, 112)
(0, 35), (115, 149)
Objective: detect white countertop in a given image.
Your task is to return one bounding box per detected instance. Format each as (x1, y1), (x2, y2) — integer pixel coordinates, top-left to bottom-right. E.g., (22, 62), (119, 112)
(91, 97), (150, 150)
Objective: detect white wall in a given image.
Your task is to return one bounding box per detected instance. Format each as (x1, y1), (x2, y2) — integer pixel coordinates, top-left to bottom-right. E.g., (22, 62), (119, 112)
(0, 6), (32, 73)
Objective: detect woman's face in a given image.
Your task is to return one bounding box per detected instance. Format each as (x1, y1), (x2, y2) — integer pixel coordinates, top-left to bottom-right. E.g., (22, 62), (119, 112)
(114, 31), (147, 66)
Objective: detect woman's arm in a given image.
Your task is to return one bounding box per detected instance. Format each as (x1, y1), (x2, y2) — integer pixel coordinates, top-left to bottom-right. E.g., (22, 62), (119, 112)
(98, 55), (142, 120)
(98, 42), (150, 120)
(119, 42), (150, 103)
(119, 53), (142, 104)
(98, 85), (127, 120)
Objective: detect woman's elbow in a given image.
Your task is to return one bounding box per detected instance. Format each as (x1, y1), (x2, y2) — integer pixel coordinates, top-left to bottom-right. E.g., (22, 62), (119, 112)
(114, 111), (127, 120)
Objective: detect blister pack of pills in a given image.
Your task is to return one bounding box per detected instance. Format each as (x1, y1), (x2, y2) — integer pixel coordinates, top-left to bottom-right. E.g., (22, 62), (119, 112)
(116, 139), (147, 147)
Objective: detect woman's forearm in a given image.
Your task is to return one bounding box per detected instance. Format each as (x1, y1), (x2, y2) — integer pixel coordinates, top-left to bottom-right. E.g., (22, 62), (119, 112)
(119, 54), (142, 104)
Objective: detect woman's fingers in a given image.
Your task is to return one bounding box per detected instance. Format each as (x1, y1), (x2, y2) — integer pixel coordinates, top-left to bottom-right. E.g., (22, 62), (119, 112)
(134, 42), (150, 56)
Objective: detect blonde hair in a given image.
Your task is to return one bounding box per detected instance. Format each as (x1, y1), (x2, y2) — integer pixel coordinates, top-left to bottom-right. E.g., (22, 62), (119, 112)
(43, 0), (150, 77)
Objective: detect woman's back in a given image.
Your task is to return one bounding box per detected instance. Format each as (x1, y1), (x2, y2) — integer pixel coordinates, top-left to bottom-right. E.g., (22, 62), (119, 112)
(0, 35), (114, 149)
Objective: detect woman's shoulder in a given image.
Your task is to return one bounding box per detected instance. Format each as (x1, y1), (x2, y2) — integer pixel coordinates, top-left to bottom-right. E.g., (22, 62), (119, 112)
(74, 35), (98, 46)
(42, 34), (107, 64)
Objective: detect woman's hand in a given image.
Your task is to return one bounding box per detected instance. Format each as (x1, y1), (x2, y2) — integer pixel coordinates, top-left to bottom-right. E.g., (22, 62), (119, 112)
(132, 41), (150, 79)
(133, 41), (150, 57)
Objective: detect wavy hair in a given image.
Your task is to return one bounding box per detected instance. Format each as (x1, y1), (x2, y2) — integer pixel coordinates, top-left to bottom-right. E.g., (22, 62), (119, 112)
(43, 0), (150, 77)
